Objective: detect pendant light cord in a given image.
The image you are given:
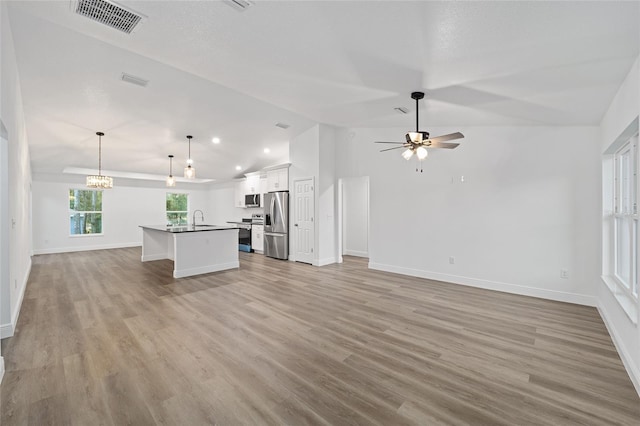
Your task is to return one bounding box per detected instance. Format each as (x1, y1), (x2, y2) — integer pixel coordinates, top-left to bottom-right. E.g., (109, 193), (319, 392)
(99, 135), (102, 176)
(96, 132), (104, 176)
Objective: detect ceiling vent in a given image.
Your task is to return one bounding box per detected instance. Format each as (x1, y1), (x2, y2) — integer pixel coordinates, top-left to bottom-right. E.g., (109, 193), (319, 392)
(72, 0), (146, 34)
(121, 72), (149, 87)
(275, 122), (290, 130)
(223, 0), (253, 12)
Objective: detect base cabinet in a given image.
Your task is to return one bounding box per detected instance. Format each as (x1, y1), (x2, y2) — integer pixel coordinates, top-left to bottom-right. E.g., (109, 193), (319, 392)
(252, 225), (264, 253)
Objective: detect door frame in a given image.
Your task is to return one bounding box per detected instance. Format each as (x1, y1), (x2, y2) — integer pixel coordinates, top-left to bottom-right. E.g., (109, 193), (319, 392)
(291, 176), (315, 264)
(337, 176), (370, 263)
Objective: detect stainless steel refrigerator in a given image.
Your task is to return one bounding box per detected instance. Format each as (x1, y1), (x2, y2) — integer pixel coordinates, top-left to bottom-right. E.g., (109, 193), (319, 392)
(264, 191), (289, 260)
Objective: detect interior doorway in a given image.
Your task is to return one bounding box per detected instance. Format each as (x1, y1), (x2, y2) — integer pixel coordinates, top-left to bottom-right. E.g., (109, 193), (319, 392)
(338, 176), (369, 262)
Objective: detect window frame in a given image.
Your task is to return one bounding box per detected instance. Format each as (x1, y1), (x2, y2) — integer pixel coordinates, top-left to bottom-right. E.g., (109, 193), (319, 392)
(166, 192), (189, 226)
(69, 188), (104, 237)
(613, 136), (639, 300)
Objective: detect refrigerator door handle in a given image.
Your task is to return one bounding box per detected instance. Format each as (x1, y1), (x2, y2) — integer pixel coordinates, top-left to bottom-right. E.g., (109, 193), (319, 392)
(264, 232), (284, 237)
(270, 196), (276, 221)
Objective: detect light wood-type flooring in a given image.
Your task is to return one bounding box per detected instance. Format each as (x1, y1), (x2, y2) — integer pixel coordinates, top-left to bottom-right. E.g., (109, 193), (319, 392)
(1, 248), (639, 425)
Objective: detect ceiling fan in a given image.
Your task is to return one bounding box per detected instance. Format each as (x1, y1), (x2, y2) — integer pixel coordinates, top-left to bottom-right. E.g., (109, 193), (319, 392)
(375, 91), (464, 172)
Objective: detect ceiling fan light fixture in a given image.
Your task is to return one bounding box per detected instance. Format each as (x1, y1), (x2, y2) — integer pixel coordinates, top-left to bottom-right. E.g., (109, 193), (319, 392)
(416, 146), (428, 160)
(374, 91), (464, 172)
(408, 132), (423, 143)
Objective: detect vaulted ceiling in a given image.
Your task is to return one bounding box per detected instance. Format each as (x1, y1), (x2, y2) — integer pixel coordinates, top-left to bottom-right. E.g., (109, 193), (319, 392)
(6, 1), (639, 182)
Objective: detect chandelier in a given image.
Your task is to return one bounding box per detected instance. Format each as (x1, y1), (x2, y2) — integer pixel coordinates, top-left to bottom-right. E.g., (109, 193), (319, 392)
(86, 131), (113, 189)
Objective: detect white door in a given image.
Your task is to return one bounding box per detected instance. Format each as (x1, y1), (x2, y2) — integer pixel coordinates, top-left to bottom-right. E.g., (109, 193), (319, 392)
(294, 178), (314, 264)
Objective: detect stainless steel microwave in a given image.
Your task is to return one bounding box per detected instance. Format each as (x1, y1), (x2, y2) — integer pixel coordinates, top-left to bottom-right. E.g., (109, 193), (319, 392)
(245, 194), (261, 208)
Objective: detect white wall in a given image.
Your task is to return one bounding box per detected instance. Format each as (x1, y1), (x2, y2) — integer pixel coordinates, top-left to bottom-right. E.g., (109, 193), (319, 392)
(598, 56), (640, 395)
(289, 124), (339, 266)
(1, 2), (33, 347)
(289, 125), (319, 263)
(318, 124), (337, 265)
(336, 125), (601, 306)
(342, 176), (369, 257)
(32, 174), (211, 254)
(207, 181), (253, 224)
(0, 126), (8, 379)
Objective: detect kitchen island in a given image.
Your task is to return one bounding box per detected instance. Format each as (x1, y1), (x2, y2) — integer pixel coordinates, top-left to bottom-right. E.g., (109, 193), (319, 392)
(140, 225), (239, 278)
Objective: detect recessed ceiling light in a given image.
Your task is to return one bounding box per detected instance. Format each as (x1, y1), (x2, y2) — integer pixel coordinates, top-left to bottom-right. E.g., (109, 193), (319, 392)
(275, 122), (290, 129)
(235, 165), (242, 171)
(263, 148), (270, 154)
(212, 137), (221, 144)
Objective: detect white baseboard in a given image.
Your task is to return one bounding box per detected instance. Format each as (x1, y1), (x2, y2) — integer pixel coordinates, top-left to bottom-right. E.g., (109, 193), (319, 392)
(33, 242), (141, 255)
(0, 356), (4, 384)
(315, 257), (337, 267)
(343, 249), (368, 258)
(173, 261), (239, 278)
(368, 262), (597, 307)
(0, 323), (12, 339)
(141, 253), (168, 262)
(597, 304), (640, 397)
(0, 256), (31, 339)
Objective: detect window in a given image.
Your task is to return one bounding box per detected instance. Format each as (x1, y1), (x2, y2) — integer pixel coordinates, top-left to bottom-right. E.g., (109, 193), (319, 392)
(69, 189), (103, 235)
(613, 136), (639, 299)
(166, 193), (188, 226)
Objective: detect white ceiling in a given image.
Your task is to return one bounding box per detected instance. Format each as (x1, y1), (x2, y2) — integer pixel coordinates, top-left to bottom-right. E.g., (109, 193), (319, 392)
(6, 1), (639, 182)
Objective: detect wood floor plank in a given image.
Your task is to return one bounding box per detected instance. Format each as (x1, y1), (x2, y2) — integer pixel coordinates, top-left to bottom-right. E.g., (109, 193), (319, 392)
(1, 248), (638, 425)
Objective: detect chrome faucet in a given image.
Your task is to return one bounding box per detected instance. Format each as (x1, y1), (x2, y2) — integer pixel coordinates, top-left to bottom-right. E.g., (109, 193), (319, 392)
(192, 210), (204, 227)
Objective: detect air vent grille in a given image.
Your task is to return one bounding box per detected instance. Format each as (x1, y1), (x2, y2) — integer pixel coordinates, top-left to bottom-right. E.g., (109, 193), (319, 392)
(223, 0), (253, 12)
(121, 72), (149, 87)
(73, 0), (144, 34)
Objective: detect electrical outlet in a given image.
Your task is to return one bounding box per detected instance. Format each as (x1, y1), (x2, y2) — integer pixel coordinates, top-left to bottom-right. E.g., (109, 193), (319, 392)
(449, 256), (455, 264)
(560, 269), (569, 279)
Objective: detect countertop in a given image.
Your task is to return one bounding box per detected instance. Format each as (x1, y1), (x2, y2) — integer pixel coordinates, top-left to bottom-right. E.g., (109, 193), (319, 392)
(140, 224), (240, 233)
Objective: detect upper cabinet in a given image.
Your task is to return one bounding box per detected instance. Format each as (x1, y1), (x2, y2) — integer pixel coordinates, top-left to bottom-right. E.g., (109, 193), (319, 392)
(266, 167), (289, 192)
(259, 176), (268, 206)
(234, 180), (246, 208)
(245, 174), (261, 194)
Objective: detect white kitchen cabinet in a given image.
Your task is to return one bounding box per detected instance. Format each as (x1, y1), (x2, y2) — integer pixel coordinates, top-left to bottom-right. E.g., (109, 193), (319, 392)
(259, 177), (267, 206)
(234, 180), (246, 208)
(266, 167), (288, 192)
(245, 174), (260, 194)
(251, 224), (264, 253)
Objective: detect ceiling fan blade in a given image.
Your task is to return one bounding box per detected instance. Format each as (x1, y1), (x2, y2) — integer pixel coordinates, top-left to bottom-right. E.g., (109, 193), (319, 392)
(379, 146), (406, 152)
(428, 132), (464, 143)
(374, 141), (405, 144)
(428, 142), (460, 149)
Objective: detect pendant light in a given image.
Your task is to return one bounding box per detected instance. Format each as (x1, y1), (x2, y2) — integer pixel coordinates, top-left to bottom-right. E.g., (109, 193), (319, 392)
(184, 135), (195, 179)
(166, 154), (176, 187)
(86, 131), (113, 189)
